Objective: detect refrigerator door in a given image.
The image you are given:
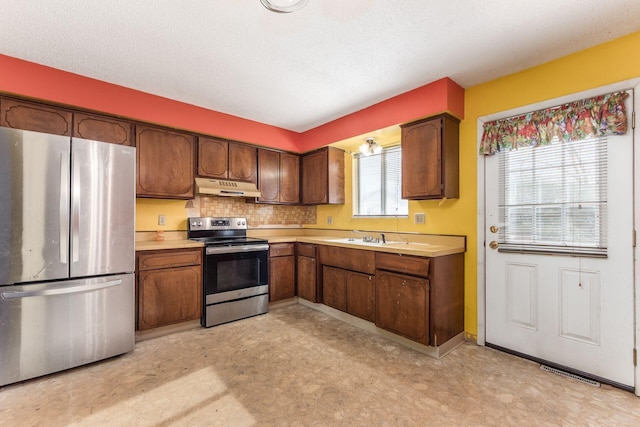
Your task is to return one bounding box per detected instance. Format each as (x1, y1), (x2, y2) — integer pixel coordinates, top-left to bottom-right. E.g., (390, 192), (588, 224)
(0, 273), (135, 386)
(0, 128), (71, 285)
(70, 139), (135, 277)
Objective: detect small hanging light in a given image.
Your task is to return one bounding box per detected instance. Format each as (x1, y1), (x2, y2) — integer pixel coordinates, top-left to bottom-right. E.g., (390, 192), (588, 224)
(359, 137), (382, 156)
(260, 0), (309, 13)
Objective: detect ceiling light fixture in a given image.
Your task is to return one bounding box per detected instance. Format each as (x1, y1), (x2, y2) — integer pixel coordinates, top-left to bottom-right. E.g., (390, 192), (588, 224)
(260, 0), (309, 13)
(359, 137), (382, 156)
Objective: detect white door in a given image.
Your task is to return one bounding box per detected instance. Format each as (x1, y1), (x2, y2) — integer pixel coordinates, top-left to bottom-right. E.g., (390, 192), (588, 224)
(485, 91), (635, 388)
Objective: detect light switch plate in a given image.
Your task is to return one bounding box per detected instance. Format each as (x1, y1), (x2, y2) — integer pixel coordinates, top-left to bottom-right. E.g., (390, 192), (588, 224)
(327, 216), (333, 225)
(158, 215), (167, 226)
(414, 212), (425, 224)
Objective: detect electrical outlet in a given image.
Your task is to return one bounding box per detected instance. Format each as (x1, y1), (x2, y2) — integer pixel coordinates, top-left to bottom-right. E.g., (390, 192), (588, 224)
(158, 215), (166, 226)
(327, 216), (333, 225)
(414, 212), (425, 224)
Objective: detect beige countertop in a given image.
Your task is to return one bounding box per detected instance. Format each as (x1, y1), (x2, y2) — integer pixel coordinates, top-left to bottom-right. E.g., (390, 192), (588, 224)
(135, 229), (465, 257)
(135, 239), (204, 252)
(266, 235), (465, 257)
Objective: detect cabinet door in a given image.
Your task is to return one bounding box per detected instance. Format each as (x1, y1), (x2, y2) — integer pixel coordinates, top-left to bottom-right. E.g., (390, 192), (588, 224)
(228, 142), (257, 183)
(297, 255), (317, 302)
(269, 256), (295, 301)
(401, 114), (459, 200)
(258, 149), (280, 203)
(0, 97), (72, 136)
(198, 136), (228, 178)
(302, 148), (328, 204)
(279, 152), (300, 204)
(322, 266), (346, 311)
(375, 270), (429, 345)
(138, 265), (202, 330)
(73, 112), (133, 146)
(346, 271), (375, 321)
(136, 125), (195, 199)
(402, 118), (442, 199)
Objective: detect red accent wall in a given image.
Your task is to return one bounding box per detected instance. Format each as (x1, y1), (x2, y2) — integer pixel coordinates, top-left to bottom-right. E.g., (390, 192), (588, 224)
(0, 54), (464, 153)
(299, 78), (464, 152)
(0, 54), (301, 152)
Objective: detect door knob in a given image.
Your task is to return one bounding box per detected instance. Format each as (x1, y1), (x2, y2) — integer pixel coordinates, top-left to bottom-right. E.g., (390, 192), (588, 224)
(489, 225), (499, 234)
(489, 241), (499, 249)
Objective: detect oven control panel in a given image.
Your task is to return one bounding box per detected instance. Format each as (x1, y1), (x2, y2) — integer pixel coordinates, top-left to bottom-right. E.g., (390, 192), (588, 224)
(188, 217), (247, 231)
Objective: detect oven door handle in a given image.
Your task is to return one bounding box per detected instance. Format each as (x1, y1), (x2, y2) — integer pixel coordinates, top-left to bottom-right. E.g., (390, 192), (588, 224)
(205, 244), (270, 255)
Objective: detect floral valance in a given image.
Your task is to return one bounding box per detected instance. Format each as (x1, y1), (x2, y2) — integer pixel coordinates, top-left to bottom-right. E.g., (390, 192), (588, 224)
(479, 91), (629, 156)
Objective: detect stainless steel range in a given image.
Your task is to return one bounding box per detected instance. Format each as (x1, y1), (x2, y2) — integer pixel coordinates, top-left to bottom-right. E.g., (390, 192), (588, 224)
(188, 217), (269, 327)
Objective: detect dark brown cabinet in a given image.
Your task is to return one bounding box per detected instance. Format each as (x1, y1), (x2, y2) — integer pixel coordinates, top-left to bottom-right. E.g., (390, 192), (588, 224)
(198, 137), (257, 184)
(319, 246), (375, 321)
(74, 112), (133, 146)
(296, 243), (318, 302)
(401, 113), (459, 200)
(346, 271), (375, 322)
(301, 146), (345, 205)
(136, 248), (202, 331)
(257, 149), (300, 204)
(0, 97), (72, 136)
(136, 125), (196, 199)
(269, 243), (296, 302)
(374, 252), (463, 347)
(375, 270), (429, 344)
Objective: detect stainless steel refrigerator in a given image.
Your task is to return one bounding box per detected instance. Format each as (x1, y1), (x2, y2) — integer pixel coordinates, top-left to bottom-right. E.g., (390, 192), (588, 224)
(0, 127), (135, 386)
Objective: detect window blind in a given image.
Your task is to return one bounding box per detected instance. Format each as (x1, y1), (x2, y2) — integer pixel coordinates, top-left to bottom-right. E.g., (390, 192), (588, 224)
(498, 136), (608, 257)
(354, 146), (408, 217)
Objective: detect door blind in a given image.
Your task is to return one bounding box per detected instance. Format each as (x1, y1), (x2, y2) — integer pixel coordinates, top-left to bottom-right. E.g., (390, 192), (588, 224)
(498, 136), (608, 256)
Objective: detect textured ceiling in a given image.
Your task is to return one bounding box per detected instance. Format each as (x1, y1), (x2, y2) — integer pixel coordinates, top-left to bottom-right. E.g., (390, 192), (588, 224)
(1, 0), (639, 132)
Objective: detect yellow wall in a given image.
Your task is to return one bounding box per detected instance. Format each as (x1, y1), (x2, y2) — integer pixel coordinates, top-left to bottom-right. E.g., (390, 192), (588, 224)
(136, 199), (190, 231)
(315, 30), (640, 338)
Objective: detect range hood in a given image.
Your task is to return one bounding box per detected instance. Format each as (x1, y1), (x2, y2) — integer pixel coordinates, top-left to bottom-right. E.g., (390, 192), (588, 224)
(195, 178), (262, 198)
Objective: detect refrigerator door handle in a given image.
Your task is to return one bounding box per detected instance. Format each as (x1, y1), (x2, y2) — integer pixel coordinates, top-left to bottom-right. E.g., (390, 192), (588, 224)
(0, 279), (123, 299)
(59, 153), (69, 264)
(71, 153), (80, 263)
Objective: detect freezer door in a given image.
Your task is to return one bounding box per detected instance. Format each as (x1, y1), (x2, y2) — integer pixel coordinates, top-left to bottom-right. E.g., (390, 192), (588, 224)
(70, 139), (135, 277)
(0, 128), (71, 285)
(0, 273), (135, 386)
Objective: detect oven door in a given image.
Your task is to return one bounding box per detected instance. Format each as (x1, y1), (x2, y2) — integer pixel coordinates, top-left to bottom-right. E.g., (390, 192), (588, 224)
(204, 244), (268, 296)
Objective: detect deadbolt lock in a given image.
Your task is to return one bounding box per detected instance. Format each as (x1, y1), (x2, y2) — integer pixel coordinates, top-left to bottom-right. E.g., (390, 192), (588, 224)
(489, 225), (499, 234)
(489, 241), (499, 249)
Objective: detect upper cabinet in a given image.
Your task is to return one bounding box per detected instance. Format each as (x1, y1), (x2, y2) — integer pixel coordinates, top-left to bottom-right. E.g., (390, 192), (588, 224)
(198, 137), (257, 184)
(257, 149), (300, 204)
(401, 113), (460, 200)
(301, 146), (345, 205)
(136, 125), (196, 199)
(0, 97), (72, 136)
(74, 112), (133, 146)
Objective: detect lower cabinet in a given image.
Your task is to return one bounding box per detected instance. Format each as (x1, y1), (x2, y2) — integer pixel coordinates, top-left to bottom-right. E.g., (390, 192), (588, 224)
(322, 265), (375, 322)
(269, 243), (295, 302)
(296, 243), (318, 302)
(346, 271), (375, 322)
(375, 270), (429, 345)
(136, 248), (202, 331)
(322, 266), (346, 310)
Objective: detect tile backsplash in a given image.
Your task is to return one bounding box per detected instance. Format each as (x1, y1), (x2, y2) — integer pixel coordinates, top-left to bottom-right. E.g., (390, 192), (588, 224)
(200, 196), (316, 227)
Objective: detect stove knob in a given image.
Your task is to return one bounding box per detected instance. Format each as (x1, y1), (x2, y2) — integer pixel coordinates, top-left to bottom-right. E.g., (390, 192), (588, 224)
(237, 221), (241, 226)
(198, 221), (203, 226)
(242, 221), (246, 226)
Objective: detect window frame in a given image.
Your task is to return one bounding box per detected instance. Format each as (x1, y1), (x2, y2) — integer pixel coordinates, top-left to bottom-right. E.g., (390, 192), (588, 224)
(352, 145), (408, 218)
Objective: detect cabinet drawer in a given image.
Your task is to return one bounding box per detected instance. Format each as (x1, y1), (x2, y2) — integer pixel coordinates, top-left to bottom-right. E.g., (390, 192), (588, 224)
(318, 245), (375, 275)
(375, 252), (430, 277)
(138, 248), (202, 271)
(270, 243), (295, 257)
(296, 243), (316, 258)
